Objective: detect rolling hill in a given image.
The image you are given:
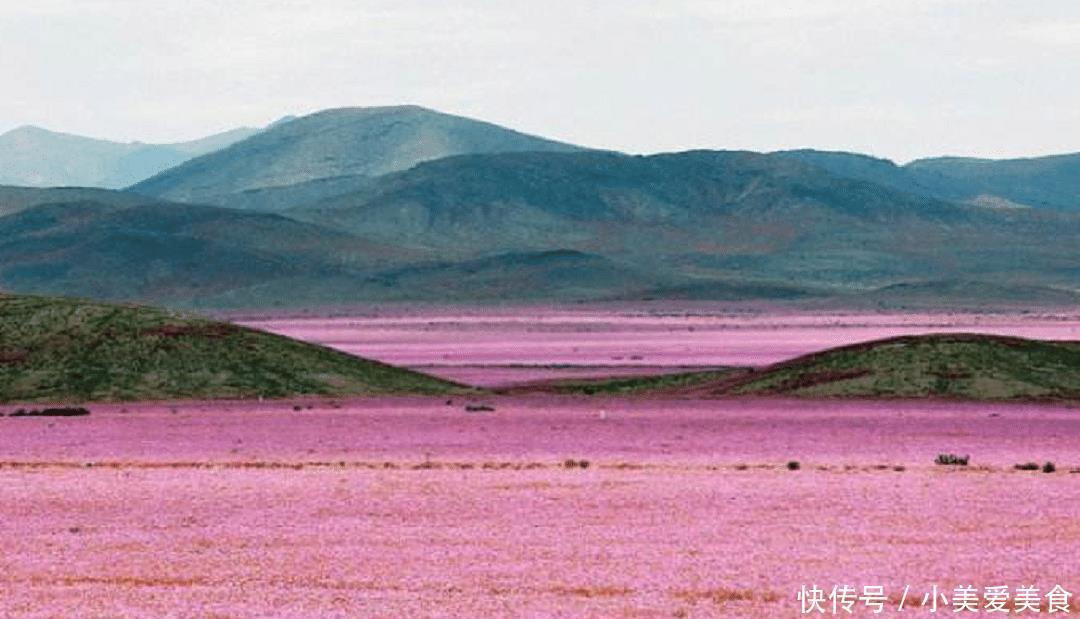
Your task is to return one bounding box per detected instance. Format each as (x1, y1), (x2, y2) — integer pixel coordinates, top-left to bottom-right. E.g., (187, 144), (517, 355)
(0, 196), (426, 304)
(130, 106), (582, 206)
(0, 294), (462, 402)
(0, 185), (151, 217)
(906, 153), (1080, 212)
(776, 149), (1080, 212)
(719, 334), (1080, 400)
(0, 125), (259, 189)
(546, 334), (1080, 401)
(3, 144), (1079, 308)
(209, 174), (376, 213)
(290, 149), (1080, 293)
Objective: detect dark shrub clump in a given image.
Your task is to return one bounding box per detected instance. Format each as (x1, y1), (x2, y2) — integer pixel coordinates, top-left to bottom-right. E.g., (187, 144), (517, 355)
(935, 453), (969, 466)
(7, 407), (90, 418)
(786, 460), (801, 471)
(1043, 462), (1056, 474)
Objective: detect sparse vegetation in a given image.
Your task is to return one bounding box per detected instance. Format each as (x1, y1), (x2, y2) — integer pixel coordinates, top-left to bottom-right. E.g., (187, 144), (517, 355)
(527, 367), (746, 396)
(5, 407), (90, 417)
(935, 453), (970, 466)
(721, 334), (1080, 401)
(563, 459), (591, 469)
(0, 294), (466, 402)
(786, 460), (801, 471)
(1014, 461), (1057, 473)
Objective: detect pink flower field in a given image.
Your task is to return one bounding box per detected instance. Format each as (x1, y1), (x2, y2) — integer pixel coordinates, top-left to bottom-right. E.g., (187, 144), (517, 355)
(3, 309), (1079, 617)
(241, 307), (1080, 386)
(3, 397), (1080, 617)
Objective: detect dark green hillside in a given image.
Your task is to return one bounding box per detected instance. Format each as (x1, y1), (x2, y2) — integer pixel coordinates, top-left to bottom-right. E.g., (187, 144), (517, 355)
(0, 200), (420, 304)
(843, 280), (1080, 309)
(213, 174), (375, 212)
(292, 149), (1080, 293)
(300, 149), (971, 237)
(351, 250), (656, 302)
(0, 295), (462, 403)
(719, 334), (1080, 400)
(3, 149), (1079, 307)
(0, 185), (149, 217)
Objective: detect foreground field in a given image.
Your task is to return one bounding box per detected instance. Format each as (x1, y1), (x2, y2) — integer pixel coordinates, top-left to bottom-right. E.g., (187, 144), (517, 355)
(2, 397), (1079, 617)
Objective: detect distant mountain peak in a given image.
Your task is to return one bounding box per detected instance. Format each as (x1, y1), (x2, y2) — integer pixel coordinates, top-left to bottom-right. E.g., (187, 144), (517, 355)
(130, 105), (584, 204)
(267, 115), (298, 128)
(0, 124), (261, 189)
(2, 124), (46, 137)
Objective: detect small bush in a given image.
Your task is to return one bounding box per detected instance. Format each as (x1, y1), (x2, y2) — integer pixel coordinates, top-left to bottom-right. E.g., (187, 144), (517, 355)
(786, 460), (801, 471)
(935, 453), (969, 466)
(1043, 462), (1056, 474)
(563, 459), (590, 469)
(8, 407), (90, 418)
(1014, 462), (1040, 471)
(465, 403), (495, 412)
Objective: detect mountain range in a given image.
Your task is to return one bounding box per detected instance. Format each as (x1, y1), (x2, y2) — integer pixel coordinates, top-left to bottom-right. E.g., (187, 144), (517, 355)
(775, 149), (1080, 212)
(0, 105), (1077, 308)
(0, 124), (259, 189)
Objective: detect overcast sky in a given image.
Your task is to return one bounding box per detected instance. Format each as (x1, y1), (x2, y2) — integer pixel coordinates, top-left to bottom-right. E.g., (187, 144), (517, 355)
(3, 0), (1079, 162)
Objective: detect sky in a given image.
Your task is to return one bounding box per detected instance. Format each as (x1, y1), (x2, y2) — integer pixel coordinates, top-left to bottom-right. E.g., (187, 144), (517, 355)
(2, 0), (1079, 162)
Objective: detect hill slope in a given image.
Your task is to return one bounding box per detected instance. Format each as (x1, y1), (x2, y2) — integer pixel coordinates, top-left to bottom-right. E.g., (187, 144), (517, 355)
(0, 295), (461, 402)
(130, 106), (582, 206)
(905, 153), (1080, 212)
(714, 334), (1080, 400)
(0, 197), (422, 304)
(0, 125), (258, 189)
(0, 185), (151, 217)
(776, 149), (1080, 212)
(292, 149), (1080, 293)
(3, 150), (1079, 308)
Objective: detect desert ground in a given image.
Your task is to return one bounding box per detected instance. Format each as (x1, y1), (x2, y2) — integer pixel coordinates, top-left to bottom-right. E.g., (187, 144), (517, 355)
(2, 308), (1078, 617)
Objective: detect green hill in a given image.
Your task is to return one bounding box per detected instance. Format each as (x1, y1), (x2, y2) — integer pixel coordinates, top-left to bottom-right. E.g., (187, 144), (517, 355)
(0, 295), (462, 403)
(719, 334), (1080, 401)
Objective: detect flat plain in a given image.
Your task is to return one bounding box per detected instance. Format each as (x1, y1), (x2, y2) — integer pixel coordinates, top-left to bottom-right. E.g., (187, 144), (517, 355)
(2, 308), (1079, 617)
